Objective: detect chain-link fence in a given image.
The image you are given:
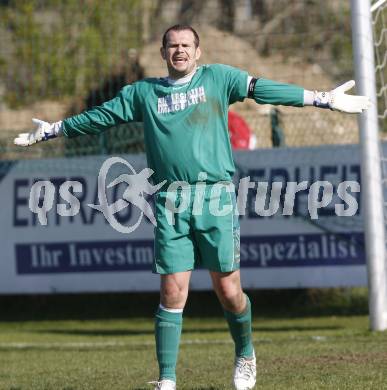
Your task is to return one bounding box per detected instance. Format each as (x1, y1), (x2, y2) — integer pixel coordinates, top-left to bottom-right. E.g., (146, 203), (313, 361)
(0, 0), (358, 159)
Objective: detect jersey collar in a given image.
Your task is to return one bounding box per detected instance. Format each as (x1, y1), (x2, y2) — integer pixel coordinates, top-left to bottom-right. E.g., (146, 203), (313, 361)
(164, 67), (199, 85)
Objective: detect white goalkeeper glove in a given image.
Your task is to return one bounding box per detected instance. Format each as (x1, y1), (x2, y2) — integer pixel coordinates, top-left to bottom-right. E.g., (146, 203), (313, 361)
(14, 118), (62, 147)
(311, 80), (370, 113)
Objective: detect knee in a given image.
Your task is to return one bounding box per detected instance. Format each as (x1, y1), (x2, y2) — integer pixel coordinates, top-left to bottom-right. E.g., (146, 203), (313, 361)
(161, 283), (188, 309)
(217, 285), (245, 313)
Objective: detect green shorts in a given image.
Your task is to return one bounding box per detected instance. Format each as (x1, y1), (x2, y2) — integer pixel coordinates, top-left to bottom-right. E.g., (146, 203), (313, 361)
(153, 183), (240, 274)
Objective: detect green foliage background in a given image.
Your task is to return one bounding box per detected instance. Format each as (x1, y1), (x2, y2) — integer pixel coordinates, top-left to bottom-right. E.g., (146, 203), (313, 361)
(0, 0), (141, 107)
(255, 1), (354, 82)
(0, 1), (357, 108)
(0, 0), (384, 149)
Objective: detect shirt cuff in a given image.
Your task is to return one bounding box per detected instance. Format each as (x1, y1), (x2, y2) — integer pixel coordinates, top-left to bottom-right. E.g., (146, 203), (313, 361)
(303, 89), (315, 106)
(246, 75), (253, 96)
(53, 120), (63, 137)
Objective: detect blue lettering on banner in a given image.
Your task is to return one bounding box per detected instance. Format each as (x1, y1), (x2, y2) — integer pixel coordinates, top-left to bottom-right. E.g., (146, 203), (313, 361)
(240, 232), (365, 267)
(15, 240), (154, 274)
(234, 163), (362, 220)
(15, 233), (365, 274)
(13, 179), (29, 226)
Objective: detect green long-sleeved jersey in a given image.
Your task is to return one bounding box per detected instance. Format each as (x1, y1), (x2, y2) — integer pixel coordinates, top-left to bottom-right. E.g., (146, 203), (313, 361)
(62, 64), (304, 184)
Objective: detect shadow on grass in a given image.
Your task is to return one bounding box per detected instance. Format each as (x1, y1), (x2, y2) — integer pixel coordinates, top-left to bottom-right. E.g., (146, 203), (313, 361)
(0, 288), (368, 322)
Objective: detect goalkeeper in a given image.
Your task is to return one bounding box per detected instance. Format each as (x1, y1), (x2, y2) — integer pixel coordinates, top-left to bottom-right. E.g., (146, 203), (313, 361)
(14, 24), (370, 390)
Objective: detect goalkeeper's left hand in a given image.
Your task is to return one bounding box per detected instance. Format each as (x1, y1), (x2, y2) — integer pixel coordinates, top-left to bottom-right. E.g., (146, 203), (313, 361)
(313, 80), (371, 114)
(14, 118), (62, 146)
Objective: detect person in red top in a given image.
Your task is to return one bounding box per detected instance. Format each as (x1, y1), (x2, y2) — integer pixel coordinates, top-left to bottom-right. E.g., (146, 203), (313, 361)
(228, 111), (256, 149)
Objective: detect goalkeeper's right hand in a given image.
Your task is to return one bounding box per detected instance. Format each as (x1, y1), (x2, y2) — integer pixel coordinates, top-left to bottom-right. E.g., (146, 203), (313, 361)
(14, 118), (62, 146)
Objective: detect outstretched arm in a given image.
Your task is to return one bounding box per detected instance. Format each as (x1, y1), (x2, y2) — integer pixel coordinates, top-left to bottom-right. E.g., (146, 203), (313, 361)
(14, 84), (142, 147)
(248, 77), (370, 114)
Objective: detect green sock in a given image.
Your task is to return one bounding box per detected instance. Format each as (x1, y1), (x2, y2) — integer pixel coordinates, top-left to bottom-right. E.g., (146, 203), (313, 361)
(224, 294), (254, 358)
(155, 306), (183, 382)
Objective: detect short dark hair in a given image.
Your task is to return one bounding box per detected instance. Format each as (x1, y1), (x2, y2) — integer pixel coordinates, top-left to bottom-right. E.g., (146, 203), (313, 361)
(162, 24), (200, 48)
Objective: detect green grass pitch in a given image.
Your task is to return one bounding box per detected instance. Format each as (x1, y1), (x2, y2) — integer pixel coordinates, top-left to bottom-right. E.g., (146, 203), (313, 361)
(0, 314), (387, 389)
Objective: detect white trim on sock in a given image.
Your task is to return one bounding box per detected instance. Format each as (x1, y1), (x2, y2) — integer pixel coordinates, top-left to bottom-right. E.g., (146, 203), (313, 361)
(159, 304), (183, 314)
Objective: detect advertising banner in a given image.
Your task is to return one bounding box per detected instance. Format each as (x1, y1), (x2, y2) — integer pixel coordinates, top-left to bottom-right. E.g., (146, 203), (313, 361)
(0, 144), (366, 293)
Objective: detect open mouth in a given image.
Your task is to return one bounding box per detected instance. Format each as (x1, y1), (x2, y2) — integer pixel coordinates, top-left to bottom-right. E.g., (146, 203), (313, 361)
(173, 58), (187, 65)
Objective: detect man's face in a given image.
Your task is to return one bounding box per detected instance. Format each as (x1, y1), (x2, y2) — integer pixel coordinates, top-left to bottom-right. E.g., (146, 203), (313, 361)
(161, 29), (201, 79)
